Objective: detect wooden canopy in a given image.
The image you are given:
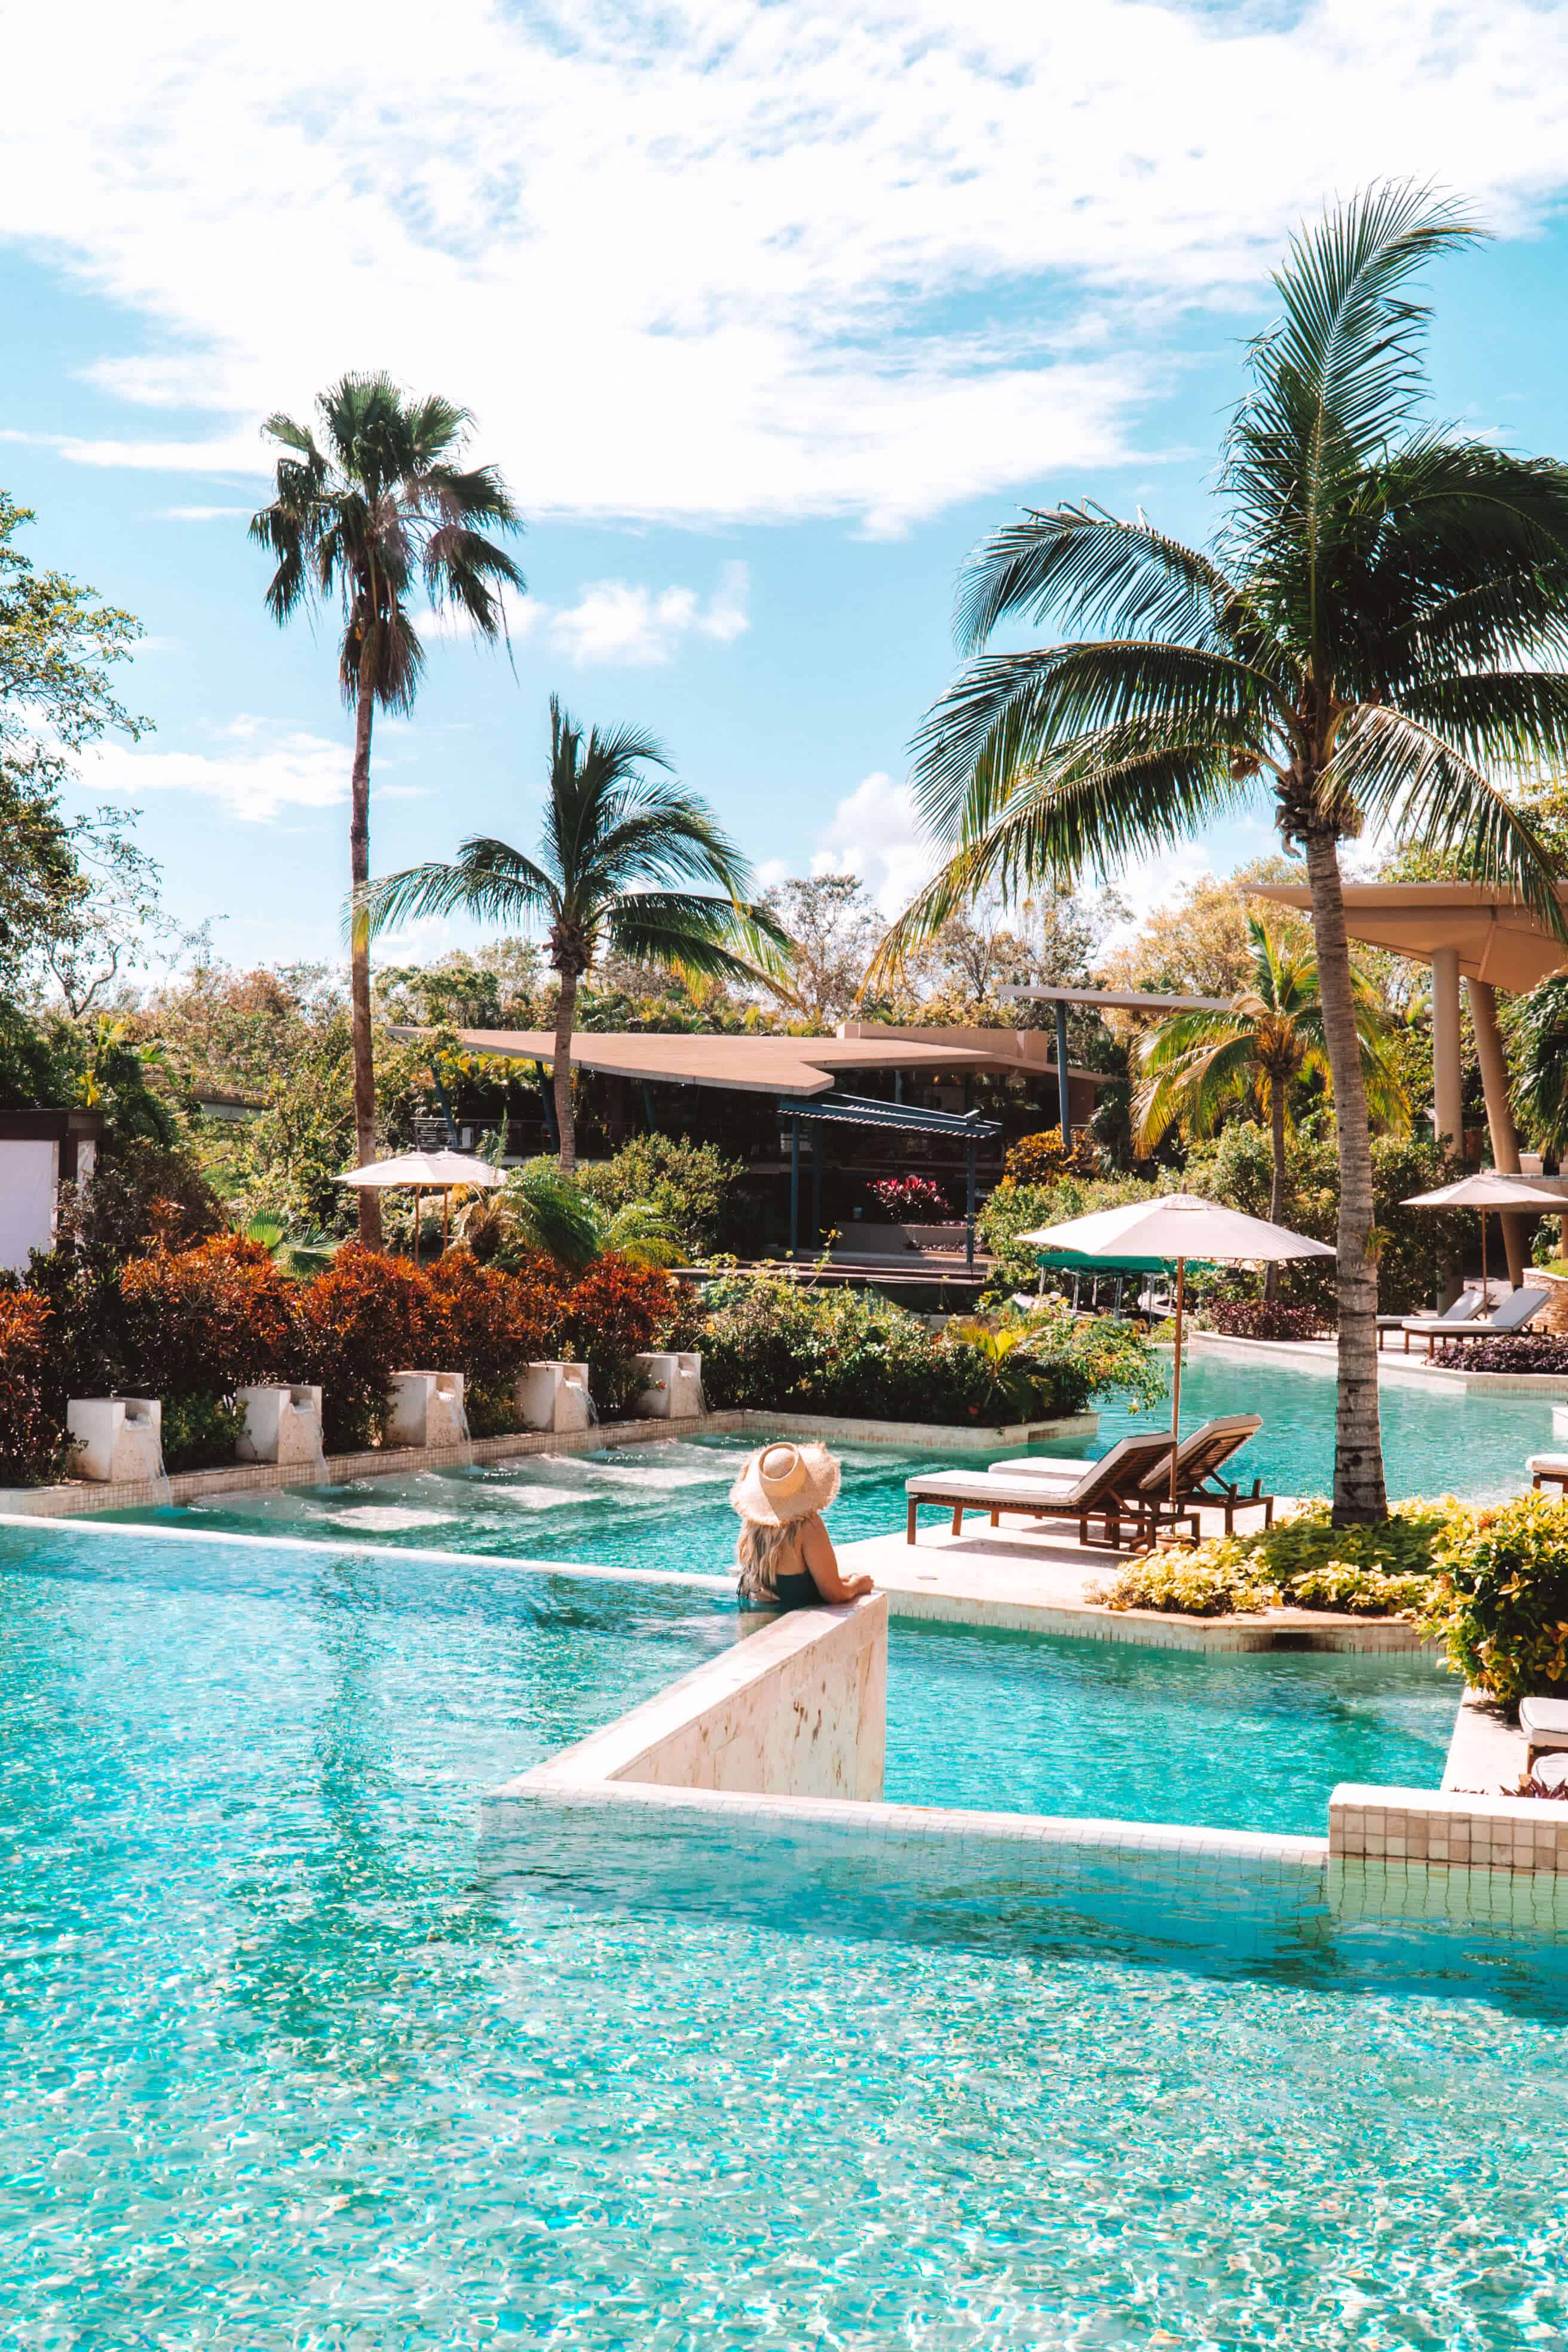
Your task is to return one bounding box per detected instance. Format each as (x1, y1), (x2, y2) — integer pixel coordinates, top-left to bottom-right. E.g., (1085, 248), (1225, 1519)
(1248, 881), (1568, 994)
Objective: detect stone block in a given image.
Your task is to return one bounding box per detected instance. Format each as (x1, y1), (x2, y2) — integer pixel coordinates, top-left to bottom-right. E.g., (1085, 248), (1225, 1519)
(66, 1396), (163, 1484)
(632, 1350), (703, 1419)
(235, 1384), (324, 1466)
(514, 1360), (593, 1433)
(386, 1371), (467, 1449)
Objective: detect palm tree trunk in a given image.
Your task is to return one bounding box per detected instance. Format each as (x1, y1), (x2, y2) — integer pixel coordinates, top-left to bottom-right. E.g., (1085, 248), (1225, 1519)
(1265, 1077), (1287, 1300)
(553, 967), (578, 1173)
(1302, 827), (1386, 1523)
(349, 677), (381, 1248)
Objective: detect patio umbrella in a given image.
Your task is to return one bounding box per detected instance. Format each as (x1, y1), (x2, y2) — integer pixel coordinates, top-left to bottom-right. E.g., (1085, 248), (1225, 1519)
(1400, 1171), (1568, 1306)
(336, 1149), (505, 1264)
(1019, 1194), (1336, 1506)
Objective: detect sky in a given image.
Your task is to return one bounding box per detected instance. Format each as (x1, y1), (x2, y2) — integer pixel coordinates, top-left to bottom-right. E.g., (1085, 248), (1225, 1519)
(7, 0), (1568, 976)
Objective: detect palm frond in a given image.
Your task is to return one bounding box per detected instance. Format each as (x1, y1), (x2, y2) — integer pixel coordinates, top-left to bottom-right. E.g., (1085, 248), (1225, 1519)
(909, 641), (1284, 839)
(1325, 706), (1568, 934)
(356, 841), (559, 939)
(606, 892), (792, 987)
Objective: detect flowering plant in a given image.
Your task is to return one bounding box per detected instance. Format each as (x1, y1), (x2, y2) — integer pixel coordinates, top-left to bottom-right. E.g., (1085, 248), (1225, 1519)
(866, 1175), (950, 1223)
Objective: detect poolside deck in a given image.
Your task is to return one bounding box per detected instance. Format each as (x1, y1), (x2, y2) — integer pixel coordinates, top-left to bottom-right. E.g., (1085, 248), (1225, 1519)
(841, 1506), (1432, 1653)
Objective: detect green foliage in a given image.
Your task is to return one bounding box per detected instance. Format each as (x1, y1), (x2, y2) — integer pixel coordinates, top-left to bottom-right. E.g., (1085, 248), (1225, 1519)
(694, 1275), (1159, 1426)
(579, 1134), (744, 1258)
(1182, 1124), (1468, 1318)
(1098, 1498), (1453, 1619)
(160, 1392), (248, 1476)
(977, 1171), (1159, 1306)
(1095, 1550), (1279, 1618)
(492, 1160), (683, 1275)
(1422, 1490), (1568, 1704)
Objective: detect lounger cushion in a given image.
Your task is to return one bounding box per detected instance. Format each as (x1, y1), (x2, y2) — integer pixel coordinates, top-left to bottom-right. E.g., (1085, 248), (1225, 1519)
(1527, 1455), (1568, 1479)
(987, 1455), (1098, 1480)
(1520, 1695), (1568, 1751)
(904, 1471), (1138, 1512)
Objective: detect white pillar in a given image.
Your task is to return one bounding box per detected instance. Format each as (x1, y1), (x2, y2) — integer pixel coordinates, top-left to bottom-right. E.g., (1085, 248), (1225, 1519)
(1466, 977), (1527, 1288)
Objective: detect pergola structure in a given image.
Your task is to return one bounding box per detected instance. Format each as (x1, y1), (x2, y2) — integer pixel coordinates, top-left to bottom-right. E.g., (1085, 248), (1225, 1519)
(774, 1093), (1002, 1269)
(1250, 881), (1568, 1287)
(999, 984), (1231, 1146)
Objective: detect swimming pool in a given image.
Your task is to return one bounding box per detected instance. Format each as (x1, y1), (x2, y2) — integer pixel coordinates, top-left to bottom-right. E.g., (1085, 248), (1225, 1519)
(1, 1519), (1561, 2347)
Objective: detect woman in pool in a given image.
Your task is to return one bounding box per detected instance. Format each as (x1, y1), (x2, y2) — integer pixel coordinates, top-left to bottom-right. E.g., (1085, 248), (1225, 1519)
(730, 1441), (875, 1612)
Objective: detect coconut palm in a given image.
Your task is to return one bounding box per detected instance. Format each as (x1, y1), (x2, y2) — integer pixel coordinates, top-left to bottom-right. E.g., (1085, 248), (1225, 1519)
(877, 184), (1568, 1523)
(1134, 917), (1408, 1234)
(250, 372), (524, 1244)
(359, 697), (789, 1171)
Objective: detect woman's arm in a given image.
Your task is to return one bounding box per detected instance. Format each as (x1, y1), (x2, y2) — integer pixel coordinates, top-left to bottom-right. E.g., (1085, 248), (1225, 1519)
(799, 1514), (874, 1603)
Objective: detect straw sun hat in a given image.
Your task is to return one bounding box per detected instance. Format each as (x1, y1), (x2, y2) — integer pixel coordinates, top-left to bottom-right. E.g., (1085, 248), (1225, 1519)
(730, 1441), (841, 1528)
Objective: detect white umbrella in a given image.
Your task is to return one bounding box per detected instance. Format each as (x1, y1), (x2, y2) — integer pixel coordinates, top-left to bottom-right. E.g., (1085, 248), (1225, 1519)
(336, 1150), (505, 1263)
(1401, 1171), (1568, 1305)
(1019, 1193), (1336, 1506)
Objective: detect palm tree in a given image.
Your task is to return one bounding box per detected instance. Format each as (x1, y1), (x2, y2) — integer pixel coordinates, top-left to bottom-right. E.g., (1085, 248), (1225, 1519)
(480, 1163), (684, 1273)
(359, 697), (789, 1171)
(1134, 917), (1407, 1293)
(250, 373), (524, 1244)
(877, 185), (1568, 1523)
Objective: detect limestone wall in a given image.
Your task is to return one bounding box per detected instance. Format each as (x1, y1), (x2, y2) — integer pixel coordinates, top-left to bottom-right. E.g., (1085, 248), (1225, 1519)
(518, 1594), (887, 1802)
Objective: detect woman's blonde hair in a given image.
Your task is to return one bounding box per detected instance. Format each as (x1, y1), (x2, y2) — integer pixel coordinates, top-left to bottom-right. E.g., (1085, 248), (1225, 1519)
(736, 1517), (803, 1604)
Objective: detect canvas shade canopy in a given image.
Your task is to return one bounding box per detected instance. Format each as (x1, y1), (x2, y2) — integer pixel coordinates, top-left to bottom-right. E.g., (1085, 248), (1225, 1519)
(1401, 1171), (1568, 1304)
(336, 1150), (504, 1264)
(1020, 1194), (1336, 1506)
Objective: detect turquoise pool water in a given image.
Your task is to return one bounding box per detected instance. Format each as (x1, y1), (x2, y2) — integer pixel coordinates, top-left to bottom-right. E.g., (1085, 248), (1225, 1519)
(1082, 1346), (1558, 1503)
(1, 1520), (1562, 2347)
(887, 1620), (1452, 1835)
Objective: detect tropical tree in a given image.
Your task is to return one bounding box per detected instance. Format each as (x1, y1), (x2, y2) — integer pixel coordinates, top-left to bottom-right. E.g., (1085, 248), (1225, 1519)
(249, 373), (524, 1245)
(476, 1162), (684, 1273)
(359, 697), (789, 1171)
(1133, 916), (1408, 1248)
(877, 184), (1568, 1523)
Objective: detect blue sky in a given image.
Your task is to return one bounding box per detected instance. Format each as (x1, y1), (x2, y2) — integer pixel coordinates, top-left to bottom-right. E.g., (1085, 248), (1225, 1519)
(7, 0), (1568, 974)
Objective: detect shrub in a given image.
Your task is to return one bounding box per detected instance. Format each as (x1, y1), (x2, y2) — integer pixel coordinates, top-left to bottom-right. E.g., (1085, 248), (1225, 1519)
(1421, 1490), (1568, 1705)
(1205, 1298), (1329, 1342)
(160, 1391), (248, 1475)
(1003, 1129), (1102, 1184)
(118, 1234), (296, 1399)
(579, 1135), (745, 1258)
(1094, 1545), (1279, 1618)
(693, 1275), (1160, 1427)
(867, 1175), (950, 1223)
(1431, 1336), (1568, 1375)
(424, 1249), (568, 1436)
(1095, 1499), (1451, 1620)
(561, 1255), (684, 1416)
(293, 1245), (433, 1452)
(0, 1290), (68, 1486)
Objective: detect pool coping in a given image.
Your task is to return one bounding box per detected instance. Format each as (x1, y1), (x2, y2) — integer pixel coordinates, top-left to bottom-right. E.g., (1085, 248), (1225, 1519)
(0, 1405), (1100, 1520)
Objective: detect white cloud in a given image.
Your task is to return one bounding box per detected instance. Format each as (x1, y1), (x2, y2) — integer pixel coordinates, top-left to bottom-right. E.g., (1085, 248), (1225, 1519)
(156, 503), (258, 522)
(430, 564), (750, 664)
(85, 718), (353, 822)
(813, 771), (937, 918)
(8, 4), (1568, 530)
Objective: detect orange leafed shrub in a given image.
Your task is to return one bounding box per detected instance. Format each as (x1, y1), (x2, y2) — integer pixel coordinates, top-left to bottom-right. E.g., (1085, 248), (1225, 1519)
(118, 1235), (296, 1399)
(292, 1244), (431, 1452)
(423, 1249), (567, 1384)
(561, 1254), (682, 1414)
(0, 1290), (66, 1486)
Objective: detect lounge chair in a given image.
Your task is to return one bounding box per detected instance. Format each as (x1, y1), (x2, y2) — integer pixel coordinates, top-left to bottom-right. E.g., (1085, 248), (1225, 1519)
(905, 1430), (1180, 1549)
(1529, 1455), (1568, 1495)
(1133, 1412), (1272, 1532)
(1404, 1286), (1549, 1357)
(1520, 1694), (1568, 1766)
(1379, 1290), (1483, 1352)
(992, 1412), (1272, 1536)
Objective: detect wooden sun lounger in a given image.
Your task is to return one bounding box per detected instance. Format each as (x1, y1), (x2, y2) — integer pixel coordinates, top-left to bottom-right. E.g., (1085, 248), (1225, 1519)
(905, 1431), (1180, 1549)
(1136, 1411), (1272, 1534)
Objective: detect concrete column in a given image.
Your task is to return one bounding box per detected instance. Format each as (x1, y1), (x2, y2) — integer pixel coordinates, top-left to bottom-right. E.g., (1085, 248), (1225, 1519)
(1467, 977), (1528, 1288)
(1431, 947), (1465, 1155)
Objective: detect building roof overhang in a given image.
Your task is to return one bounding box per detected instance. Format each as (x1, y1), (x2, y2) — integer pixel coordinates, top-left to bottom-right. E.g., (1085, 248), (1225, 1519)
(1248, 881), (1568, 993)
(391, 1025), (1113, 1096)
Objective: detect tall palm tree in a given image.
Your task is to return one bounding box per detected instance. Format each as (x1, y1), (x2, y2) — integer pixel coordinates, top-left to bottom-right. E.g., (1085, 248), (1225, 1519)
(876, 184), (1568, 1523)
(359, 697), (789, 1171)
(1135, 917), (1407, 1287)
(250, 373), (524, 1244)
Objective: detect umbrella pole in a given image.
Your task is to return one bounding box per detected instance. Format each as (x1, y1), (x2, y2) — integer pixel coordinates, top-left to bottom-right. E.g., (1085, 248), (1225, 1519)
(1169, 1256), (1185, 1509)
(413, 1187), (421, 1269)
(1481, 1209), (1488, 1307)
(443, 1189), (451, 1254)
